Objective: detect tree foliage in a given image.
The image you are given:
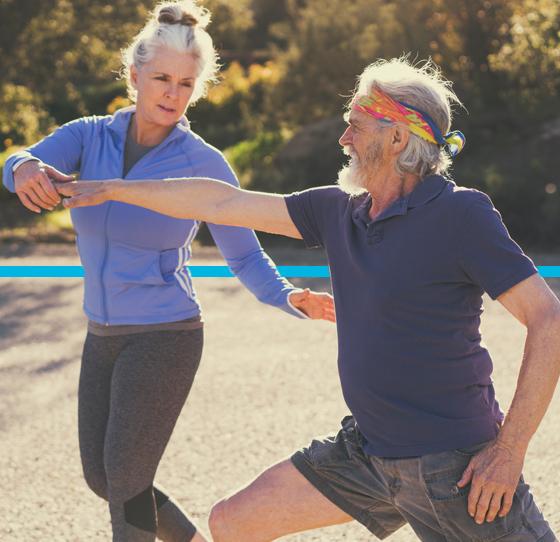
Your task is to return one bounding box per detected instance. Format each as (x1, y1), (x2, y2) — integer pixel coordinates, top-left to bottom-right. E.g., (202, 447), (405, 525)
(0, 84), (54, 145)
(489, 0), (560, 104)
(2, 0), (152, 121)
(1, 0), (559, 246)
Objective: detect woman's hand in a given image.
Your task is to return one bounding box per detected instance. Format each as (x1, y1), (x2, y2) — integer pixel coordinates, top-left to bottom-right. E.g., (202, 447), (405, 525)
(54, 180), (117, 208)
(14, 160), (74, 213)
(289, 288), (336, 322)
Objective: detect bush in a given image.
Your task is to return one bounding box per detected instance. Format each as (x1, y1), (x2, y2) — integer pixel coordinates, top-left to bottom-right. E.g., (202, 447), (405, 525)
(225, 131), (286, 188)
(189, 61), (283, 149)
(0, 85), (54, 147)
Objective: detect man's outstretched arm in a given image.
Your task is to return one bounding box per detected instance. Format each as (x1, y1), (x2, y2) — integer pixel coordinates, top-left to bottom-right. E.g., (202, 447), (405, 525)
(56, 178), (302, 239)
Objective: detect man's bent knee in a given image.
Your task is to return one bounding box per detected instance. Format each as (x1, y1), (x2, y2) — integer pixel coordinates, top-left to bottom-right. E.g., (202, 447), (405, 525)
(209, 500), (231, 542)
(209, 498), (263, 542)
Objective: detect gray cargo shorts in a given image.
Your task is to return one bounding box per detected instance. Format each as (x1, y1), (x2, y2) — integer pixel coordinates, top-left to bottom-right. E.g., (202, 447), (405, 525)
(291, 416), (557, 541)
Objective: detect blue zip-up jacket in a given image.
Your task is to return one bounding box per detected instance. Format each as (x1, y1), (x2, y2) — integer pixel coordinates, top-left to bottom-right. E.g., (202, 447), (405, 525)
(3, 106), (305, 324)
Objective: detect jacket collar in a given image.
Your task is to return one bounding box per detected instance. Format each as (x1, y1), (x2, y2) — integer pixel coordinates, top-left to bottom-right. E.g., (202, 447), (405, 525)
(106, 105), (191, 145)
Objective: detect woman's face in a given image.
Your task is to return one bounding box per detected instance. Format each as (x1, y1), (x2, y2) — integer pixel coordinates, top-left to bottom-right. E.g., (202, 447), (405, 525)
(131, 46), (198, 128)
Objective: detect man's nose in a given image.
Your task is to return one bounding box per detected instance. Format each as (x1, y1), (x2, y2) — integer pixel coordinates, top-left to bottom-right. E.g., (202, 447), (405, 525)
(339, 126), (352, 147)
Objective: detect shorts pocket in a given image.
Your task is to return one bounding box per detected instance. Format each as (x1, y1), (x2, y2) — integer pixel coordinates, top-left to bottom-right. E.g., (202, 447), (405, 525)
(309, 416), (364, 467)
(453, 439), (494, 458)
(423, 465), (523, 542)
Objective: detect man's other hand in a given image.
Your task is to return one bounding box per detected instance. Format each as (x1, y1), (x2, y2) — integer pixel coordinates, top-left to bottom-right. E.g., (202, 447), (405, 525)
(456, 440), (525, 524)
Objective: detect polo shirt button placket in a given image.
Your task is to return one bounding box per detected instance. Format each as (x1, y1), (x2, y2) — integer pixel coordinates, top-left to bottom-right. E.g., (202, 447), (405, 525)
(367, 225), (384, 245)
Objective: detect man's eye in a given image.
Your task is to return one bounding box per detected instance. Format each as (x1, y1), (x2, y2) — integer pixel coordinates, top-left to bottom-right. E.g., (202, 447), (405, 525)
(182, 82), (193, 87)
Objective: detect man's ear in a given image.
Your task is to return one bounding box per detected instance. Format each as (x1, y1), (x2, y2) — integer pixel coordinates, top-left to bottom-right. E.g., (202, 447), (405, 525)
(391, 124), (410, 153)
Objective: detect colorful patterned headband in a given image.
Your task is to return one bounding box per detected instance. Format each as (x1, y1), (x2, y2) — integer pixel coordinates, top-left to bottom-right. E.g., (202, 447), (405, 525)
(353, 89), (465, 157)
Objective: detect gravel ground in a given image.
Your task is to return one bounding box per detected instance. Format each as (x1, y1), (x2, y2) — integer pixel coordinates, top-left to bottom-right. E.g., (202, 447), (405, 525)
(0, 243), (558, 541)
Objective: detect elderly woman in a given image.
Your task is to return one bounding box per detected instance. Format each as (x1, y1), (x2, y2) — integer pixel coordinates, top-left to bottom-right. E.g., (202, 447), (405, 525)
(2, 2), (334, 541)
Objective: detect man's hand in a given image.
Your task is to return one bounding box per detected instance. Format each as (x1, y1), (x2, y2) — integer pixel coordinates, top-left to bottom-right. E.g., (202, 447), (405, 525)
(289, 288), (335, 322)
(54, 180), (117, 208)
(15, 161), (74, 213)
(456, 440), (525, 525)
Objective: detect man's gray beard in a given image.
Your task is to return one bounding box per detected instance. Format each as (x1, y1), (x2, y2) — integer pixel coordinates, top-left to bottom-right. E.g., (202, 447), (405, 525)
(337, 160), (369, 196)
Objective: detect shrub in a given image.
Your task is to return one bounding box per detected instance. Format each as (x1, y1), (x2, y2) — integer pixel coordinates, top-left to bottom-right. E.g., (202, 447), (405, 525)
(0, 85), (54, 147)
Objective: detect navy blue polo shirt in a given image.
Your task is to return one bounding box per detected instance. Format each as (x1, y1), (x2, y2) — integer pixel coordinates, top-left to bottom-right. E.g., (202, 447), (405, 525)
(285, 175), (537, 457)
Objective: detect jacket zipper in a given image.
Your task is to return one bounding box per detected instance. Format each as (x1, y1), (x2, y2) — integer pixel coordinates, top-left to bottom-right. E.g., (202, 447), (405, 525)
(98, 118), (178, 324)
(100, 202), (112, 325)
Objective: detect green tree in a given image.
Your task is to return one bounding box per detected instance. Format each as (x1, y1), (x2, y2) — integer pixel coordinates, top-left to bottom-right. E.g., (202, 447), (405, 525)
(269, 0), (409, 126)
(5, 0), (152, 122)
(489, 0), (560, 105)
(204, 0), (253, 56)
(0, 84), (54, 145)
(266, 0), (523, 127)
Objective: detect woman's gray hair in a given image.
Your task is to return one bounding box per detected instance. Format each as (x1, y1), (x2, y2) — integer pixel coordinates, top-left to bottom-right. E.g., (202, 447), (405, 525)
(121, 0), (219, 104)
(352, 57), (463, 177)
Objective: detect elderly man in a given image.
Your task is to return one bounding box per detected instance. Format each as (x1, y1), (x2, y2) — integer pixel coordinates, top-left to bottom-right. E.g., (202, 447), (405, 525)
(56, 58), (559, 541)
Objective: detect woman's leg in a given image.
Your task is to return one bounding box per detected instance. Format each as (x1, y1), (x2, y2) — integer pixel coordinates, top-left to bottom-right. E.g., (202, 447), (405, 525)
(79, 330), (205, 541)
(78, 332), (122, 501)
(103, 328), (204, 542)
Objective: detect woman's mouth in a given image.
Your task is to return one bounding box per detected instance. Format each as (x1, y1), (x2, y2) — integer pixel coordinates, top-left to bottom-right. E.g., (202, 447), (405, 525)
(158, 105), (176, 114)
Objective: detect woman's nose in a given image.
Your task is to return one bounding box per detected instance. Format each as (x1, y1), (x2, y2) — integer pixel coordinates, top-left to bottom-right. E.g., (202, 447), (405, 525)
(165, 84), (180, 99)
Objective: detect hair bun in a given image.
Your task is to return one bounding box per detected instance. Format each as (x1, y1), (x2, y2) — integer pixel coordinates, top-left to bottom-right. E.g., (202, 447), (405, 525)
(157, 6), (198, 27)
(180, 13), (198, 26)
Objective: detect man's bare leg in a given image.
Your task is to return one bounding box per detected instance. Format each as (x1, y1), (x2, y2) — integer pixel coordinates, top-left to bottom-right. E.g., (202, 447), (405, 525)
(208, 459), (353, 542)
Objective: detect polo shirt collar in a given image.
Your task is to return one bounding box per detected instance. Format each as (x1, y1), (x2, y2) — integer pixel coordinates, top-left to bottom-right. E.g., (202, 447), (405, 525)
(407, 174), (449, 208)
(353, 174), (449, 226)
(106, 105), (191, 144)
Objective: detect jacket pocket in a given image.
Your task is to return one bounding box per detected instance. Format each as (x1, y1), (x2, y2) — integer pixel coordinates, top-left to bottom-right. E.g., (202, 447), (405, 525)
(108, 243), (168, 286)
(159, 248), (182, 283)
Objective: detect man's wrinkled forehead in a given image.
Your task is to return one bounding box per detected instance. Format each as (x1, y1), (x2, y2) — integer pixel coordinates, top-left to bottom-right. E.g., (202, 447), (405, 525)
(343, 104), (376, 127)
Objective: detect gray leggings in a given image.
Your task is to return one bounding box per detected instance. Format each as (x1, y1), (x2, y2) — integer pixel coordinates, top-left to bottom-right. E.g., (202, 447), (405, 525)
(78, 328), (203, 541)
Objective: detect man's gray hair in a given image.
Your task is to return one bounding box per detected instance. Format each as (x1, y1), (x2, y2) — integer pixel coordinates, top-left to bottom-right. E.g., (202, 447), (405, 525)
(121, 0), (219, 104)
(352, 57), (463, 177)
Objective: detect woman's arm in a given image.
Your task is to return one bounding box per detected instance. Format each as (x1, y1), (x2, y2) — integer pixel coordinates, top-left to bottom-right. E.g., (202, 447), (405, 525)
(58, 178), (303, 239)
(3, 118), (86, 211)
